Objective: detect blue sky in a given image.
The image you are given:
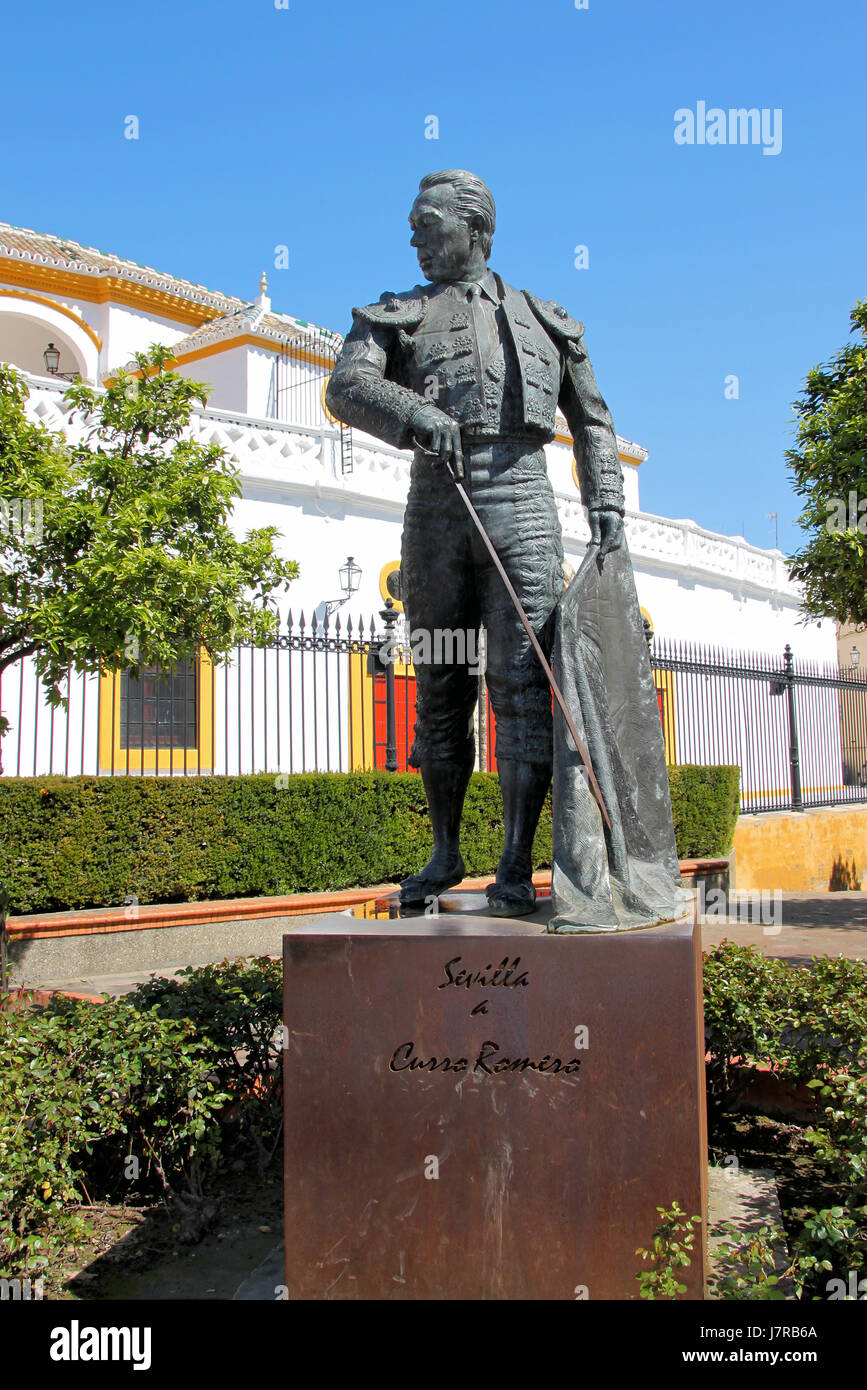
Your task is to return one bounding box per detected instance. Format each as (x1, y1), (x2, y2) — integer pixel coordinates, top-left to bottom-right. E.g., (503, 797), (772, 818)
(2, 0), (864, 555)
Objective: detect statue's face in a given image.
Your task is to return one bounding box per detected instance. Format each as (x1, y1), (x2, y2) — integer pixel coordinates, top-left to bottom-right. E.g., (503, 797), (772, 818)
(409, 184), (479, 283)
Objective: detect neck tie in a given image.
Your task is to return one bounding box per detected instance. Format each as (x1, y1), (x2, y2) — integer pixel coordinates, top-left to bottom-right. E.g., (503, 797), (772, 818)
(467, 283), (496, 371)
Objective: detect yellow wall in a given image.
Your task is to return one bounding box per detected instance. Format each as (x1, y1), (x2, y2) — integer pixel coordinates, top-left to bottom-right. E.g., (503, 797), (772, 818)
(732, 805), (867, 892)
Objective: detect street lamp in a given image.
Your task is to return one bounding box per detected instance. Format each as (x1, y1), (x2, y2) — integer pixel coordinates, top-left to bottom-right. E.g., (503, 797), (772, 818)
(43, 342), (60, 375)
(851, 646), (860, 669)
(338, 556), (361, 599)
(324, 557), (362, 618)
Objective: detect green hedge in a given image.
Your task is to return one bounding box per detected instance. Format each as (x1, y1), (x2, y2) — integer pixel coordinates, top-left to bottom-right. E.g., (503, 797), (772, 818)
(669, 764), (740, 860)
(0, 764), (738, 914)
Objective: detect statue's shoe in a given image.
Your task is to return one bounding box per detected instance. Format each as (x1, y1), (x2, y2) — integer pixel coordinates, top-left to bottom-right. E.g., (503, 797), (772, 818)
(399, 858), (466, 908)
(485, 879), (537, 918)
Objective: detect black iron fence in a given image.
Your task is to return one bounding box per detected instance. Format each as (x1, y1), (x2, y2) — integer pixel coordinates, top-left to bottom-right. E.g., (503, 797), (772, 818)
(652, 637), (867, 813)
(2, 616), (866, 816)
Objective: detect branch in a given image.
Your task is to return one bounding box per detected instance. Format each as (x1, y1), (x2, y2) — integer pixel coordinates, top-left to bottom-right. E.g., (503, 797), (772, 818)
(0, 640), (38, 673)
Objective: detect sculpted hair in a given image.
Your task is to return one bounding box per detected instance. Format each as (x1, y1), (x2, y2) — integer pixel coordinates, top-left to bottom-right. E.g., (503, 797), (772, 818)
(419, 170), (496, 259)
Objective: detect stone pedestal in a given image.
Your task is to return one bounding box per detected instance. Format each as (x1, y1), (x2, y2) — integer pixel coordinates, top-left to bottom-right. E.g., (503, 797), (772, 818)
(282, 891), (707, 1300)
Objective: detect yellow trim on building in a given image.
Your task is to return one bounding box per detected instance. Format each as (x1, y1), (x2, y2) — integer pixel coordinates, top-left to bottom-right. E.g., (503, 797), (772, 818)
(168, 335), (336, 372)
(0, 288), (103, 352)
(98, 649), (214, 773)
(321, 375), (341, 425)
(378, 560), (404, 613)
(168, 336), (267, 369)
(0, 259), (222, 327)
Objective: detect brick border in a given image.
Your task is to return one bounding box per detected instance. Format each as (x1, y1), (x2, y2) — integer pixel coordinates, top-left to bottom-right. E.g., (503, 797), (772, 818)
(6, 861), (725, 943)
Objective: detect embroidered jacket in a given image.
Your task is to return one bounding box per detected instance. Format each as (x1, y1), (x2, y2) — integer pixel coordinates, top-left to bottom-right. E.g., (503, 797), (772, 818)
(325, 270), (625, 514)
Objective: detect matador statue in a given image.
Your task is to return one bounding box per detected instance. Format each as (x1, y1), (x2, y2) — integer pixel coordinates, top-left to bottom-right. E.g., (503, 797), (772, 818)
(326, 169), (681, 930)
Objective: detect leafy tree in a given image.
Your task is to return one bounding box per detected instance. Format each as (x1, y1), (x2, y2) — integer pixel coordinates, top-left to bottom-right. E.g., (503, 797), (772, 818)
(787, 299), (867, 626)
(0, 346), (298, 741)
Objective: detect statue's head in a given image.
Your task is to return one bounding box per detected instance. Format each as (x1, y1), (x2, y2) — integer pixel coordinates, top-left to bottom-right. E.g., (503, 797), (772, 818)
(409, 170), (496, 283)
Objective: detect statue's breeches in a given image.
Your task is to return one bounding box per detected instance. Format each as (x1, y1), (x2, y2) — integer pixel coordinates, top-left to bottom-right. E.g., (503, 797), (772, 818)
(400, 442), (563, 766)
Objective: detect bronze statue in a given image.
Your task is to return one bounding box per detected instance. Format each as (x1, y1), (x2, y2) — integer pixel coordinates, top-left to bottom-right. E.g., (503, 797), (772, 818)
(327, 170), (681, 929)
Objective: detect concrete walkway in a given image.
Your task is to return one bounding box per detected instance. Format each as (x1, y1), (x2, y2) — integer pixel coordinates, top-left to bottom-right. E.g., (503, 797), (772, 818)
(699, 889), (867, 964)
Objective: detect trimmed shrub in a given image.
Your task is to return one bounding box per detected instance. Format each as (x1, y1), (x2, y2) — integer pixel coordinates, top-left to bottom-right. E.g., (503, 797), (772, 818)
(0, 765), (735, 915)
(669, 764), (739, 860)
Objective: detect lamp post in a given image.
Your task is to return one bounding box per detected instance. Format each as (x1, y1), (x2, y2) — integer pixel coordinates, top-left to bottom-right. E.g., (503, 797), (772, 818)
(42, 343), (79, 381)
(380, 598), (399, 772)
(324, 556), (361, 618)
(852, 646), (860, 670)
(338, 556), (361, 601)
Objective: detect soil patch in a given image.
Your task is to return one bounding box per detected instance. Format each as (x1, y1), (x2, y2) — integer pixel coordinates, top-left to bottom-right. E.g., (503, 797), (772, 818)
(54, 1165), (283, 1301)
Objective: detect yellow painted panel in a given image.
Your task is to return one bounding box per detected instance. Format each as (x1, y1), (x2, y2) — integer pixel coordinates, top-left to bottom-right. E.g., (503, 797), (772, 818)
(654, 669), (677, 764)
(98, 650), (213, 773)
(348, 650), (375, 771)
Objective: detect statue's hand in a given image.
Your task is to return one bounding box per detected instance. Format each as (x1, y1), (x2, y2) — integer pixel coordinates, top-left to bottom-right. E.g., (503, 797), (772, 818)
(410, 404), (464, 481)
(589, 508), (625, 559)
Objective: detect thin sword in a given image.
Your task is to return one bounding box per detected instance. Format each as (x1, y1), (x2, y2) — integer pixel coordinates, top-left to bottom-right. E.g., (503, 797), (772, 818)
(413, 441), (612, 831)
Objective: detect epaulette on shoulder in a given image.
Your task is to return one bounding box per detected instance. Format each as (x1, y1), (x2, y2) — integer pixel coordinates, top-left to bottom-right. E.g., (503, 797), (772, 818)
(352, 287), (429, 329)
(523, 290), (584, 341)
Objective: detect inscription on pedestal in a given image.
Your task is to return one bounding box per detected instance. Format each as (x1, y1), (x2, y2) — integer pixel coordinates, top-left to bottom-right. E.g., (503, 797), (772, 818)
(283, 910), (706, 1301)
(389, 954), (583, 1077)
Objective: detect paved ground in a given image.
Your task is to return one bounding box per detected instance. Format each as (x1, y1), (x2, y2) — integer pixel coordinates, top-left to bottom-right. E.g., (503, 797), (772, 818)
(699, 890), (867, 964)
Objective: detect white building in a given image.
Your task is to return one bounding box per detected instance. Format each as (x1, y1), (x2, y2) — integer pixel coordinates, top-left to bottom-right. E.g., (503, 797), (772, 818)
(0, 222), (843, 794)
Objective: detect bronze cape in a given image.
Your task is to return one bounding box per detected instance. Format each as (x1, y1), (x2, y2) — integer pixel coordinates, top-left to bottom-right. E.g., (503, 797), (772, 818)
(550, 544), (685, 931)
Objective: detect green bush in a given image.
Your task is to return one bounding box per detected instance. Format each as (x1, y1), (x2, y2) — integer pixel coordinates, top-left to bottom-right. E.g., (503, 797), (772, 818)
(0, 996), (228, 1280)
(702, 943), (791, 1114)
(703, 944), (867, 1110)
(807, 1067), (867, 1203)
(782, 956), (867, 1086)
(635, 1202), (703, 1300)
(0, 765), (735, 915)
(0, 956), (291, 1284)
(129, 957), (284, 1172)
(669, 764), (739, 859)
